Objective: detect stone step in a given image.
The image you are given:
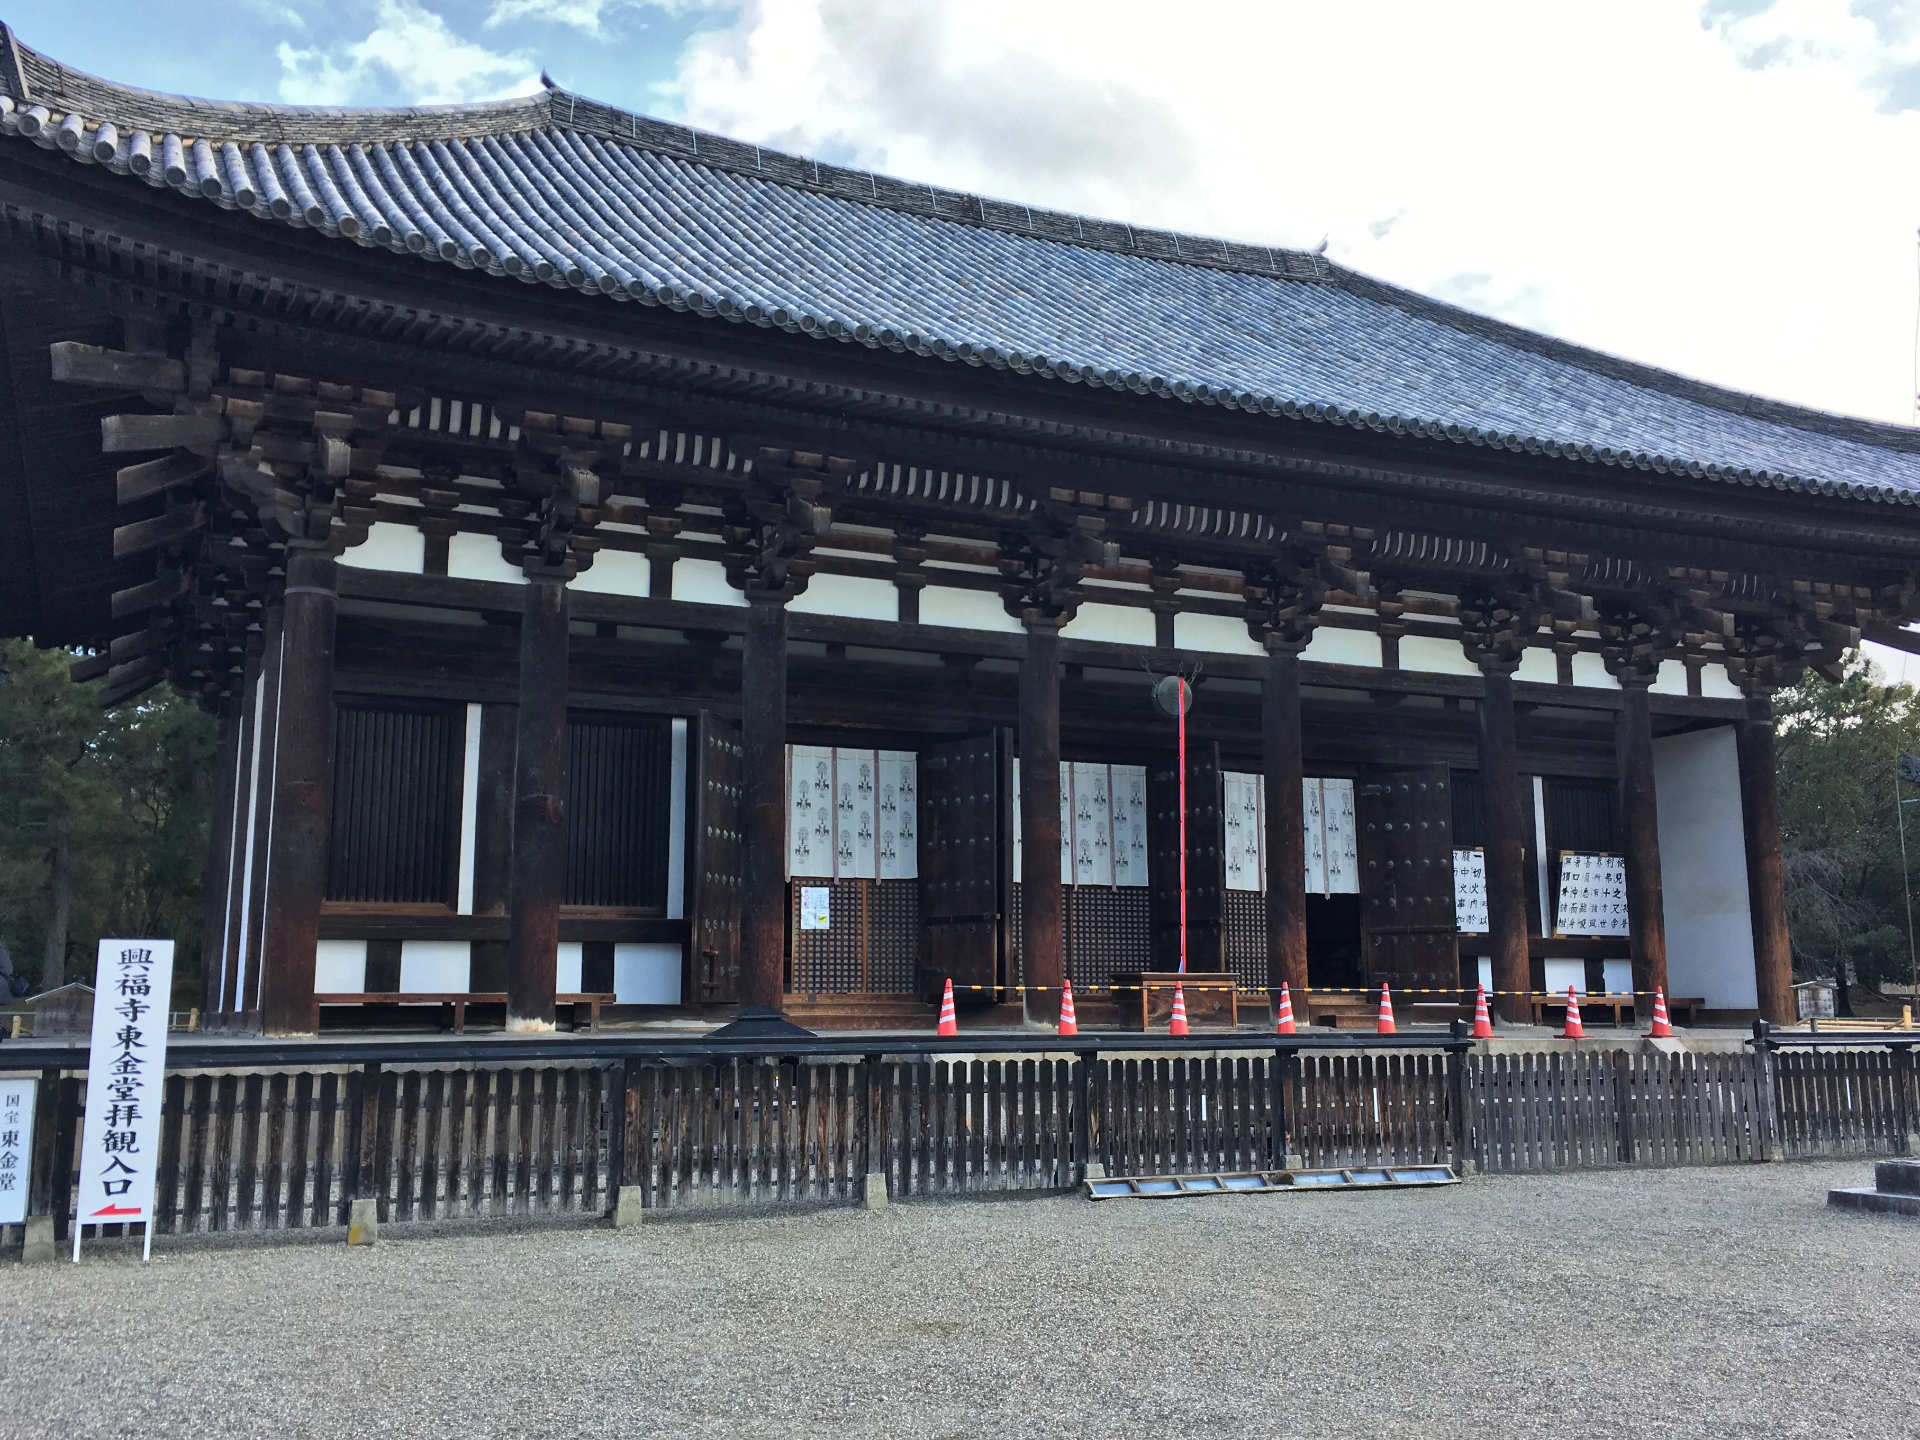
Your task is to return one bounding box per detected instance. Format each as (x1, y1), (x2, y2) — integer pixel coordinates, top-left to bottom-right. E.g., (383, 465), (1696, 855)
(1876, 1158), (1920, 1196)
(1829, 1187), (1920, 1218)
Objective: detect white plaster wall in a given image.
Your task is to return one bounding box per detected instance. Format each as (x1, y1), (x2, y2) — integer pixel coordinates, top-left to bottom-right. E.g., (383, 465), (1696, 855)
(1570, 651), (1620, 689)
(1650, 658), (1689, 695)
(1700, 664), (1743, 700)
(1061, 601), (1156, 647)
(314, 940), (367, 993)
(1515, 647), (1558, 685)
(788, 572), (898, 621)
(569, 548), (651, 597)
(448, 532), (526, 584)
(1302, 627), (1381, 668)
(1175, 611), (1264, 657)
(399, 941), (471, 993)
(1400, 635), (1479, 676)
(615, 943), (683, 1004)
(920, 585), (1023, 633)
(671, 557), (747, 607)
(1543, 958), (1587, 995)
(1654, 726), (1758, 1010)
(556, 942), (585, 994)
(339, 521), (425, 574)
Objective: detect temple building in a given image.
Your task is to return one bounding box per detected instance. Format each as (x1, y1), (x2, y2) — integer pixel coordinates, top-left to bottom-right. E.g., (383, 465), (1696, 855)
(1, 29), (1915, 1034)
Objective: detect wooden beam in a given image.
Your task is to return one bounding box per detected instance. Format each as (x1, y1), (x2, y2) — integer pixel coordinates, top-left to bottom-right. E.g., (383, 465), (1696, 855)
(111, 570), (190, 619)
(50, 339), (185, 393)
(113, 504), (205, 559)
(117, 451), (209, 505)
(101, 412), (222, 452)
(67, 652), (110, 683)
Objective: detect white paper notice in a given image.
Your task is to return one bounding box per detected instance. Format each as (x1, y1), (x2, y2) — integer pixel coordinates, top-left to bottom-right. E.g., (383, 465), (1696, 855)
(1555, 853), (1629, 937)
(0, 1075), (35, 1225)
(1453, 849), (1489, 934)
(799, 886), (831, 930)
(75, 939), (175, 1259)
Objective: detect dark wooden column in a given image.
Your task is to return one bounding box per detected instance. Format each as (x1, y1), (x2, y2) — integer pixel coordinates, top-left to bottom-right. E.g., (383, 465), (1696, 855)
(1262, 641), (1308, 996)
(469, 701), (518, 994)
(258, 544), (338, 1036)
(1478, 666), (1532, 1021)
(1617, 682), (1668, 1000)
(1738, 692), (1794, 1023)
(1019, 622), (1064, 1004)
(197, 707), (241, 1023)
(739, 595), (791, 1008)
(505, 574), (570, 1029)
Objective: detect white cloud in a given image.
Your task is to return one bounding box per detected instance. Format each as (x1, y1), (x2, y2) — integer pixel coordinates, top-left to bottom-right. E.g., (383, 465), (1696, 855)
(658, 0), (1920, 426)
(484, 0), (718, 38)
(278, 0), (541, 105)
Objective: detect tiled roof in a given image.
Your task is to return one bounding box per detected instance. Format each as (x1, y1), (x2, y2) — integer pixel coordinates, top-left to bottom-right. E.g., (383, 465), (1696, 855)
(5, 28), (1919, 505)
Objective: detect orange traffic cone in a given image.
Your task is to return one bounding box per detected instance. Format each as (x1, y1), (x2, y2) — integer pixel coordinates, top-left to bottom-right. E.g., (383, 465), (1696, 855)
(1559, 985), (1586, 1040)
(1169, 984), (1190, 1036)
(1648, 987), (1672, 1039)
(1375, 982), (1396, 1036)
(1058, 978), (1079, 1037)
(1470, 983), (1494, 1040)
(936, 977), (958, 1037)
(1274, 983), (1297, 1036)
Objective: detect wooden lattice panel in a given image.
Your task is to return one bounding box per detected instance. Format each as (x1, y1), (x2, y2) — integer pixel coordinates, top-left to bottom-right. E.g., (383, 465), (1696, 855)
(789, 880), (920, 994)
(1224, 890), (1268, 993)
(1068, 888), (1151, 990)
(867, 880), (919, 995)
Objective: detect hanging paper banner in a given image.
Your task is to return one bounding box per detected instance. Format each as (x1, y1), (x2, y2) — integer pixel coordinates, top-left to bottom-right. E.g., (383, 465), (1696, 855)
(0, 1074), (35, 1225)
(74, 939), (175, 1260)
(1453, 848), (1489, 934)
(788, 744), (835, 878)
(1555, 852), (1629, 937)
(876, 751), (918, 881)
(1109, 765), (1149, 887)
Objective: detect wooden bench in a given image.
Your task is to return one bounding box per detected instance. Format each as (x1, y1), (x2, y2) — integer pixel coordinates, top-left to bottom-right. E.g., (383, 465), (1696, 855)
(1108, 972), (1239, 1030)
(314, 992), (616, 1033)
(1525, 993), (1704, 1027)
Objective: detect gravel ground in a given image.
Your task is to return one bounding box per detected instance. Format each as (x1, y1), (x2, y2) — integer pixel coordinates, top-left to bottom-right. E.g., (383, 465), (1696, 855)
(4, 1159), (1916, 1440)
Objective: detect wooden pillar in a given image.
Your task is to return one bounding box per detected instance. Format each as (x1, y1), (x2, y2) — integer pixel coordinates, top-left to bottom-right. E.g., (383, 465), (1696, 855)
(469, 701), (518, 993)
(739, 595), (790, 1008)
(1616, 683), (1668, 1000)
(1479, 667), (1532, 1022)
(1262, 642), (1308, 996)
(506, 575), (570, 1030)
(258, 545), (338, 1036)
(1739, 694), (1794, 1024)
(197, 708), (241, 1022)
(1019, 623), (1064, 1004)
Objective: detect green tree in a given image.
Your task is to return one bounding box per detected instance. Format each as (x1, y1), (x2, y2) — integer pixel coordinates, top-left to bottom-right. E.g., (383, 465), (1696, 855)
(0, 638), (219, 1004)
(1774, 655), (1920, 995)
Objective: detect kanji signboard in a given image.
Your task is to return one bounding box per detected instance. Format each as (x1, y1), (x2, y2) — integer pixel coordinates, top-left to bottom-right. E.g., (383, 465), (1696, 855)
(0, 1075), (34, 1225)
(74, 939), (174, 1261)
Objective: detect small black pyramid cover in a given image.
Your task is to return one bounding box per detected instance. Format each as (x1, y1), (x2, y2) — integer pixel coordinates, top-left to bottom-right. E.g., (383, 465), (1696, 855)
(706, 1005), (817, 1041)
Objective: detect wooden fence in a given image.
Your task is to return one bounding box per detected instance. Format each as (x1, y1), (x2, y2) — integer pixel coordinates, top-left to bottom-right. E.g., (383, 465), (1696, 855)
(7, 1036), (1918, 1246)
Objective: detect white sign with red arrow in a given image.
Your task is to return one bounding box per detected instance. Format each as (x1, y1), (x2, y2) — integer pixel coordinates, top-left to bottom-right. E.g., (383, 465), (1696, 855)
(73, 939), (174, 1261)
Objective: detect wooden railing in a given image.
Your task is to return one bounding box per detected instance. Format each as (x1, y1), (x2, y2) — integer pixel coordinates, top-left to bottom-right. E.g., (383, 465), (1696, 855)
(5, 1028), (1917, 1246)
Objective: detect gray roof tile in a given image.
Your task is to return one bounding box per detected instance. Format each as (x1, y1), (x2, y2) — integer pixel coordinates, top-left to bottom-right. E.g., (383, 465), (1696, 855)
(3, 27), (1918, 503)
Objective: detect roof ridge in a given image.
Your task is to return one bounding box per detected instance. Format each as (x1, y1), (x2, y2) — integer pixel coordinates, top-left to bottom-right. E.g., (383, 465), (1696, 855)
(0, 26), (1332, 286)
(1332, 264), (1920, 458)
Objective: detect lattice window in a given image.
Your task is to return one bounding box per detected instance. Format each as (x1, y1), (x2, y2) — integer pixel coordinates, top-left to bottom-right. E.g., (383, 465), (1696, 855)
(1067, 888), (1151, 990)
(788, 879), (920, 994)
(1223, 891), (1268, 993)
